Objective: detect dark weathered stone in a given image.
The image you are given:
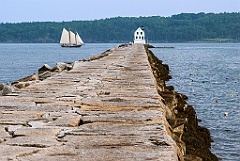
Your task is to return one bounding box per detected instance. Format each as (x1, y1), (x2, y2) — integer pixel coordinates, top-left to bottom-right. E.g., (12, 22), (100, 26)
(1, 84), (13, 95)
(12, 73), (39, 84)
(56, 62), (73, 71)
(146, 47), (218, 161)
(38, 64), (52, 74)
(0, 84), (4, 90)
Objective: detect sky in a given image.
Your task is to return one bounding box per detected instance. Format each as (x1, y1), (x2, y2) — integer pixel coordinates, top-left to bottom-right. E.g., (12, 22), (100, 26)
(0, 0), (239, 23)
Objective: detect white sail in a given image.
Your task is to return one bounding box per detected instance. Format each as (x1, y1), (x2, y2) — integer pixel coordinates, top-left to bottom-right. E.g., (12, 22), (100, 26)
(60, 28), (83, 47)
(76, 32), (84, 45)
(69, 31), (76, 44)
(60, 28), (69, 44)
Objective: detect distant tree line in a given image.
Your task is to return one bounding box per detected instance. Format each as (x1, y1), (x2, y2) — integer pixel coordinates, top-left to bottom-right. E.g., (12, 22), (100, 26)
(0, 12), (239, 43)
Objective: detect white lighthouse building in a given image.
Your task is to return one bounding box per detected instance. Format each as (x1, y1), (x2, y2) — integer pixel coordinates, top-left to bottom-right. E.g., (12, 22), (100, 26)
(134, 27), (146, 44)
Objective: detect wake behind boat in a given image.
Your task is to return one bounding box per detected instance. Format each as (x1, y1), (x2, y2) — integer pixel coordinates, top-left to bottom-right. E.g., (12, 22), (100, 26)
(60, 28), (84, 47)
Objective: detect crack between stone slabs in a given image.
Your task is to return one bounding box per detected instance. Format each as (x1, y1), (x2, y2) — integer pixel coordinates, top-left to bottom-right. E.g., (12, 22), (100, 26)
(16, 150), (40, 158)
(9, 144), (49, 148)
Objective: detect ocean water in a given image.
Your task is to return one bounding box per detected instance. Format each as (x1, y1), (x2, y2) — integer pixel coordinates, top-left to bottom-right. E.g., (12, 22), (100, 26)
(151, 43), (240, 161)
(0, 43), (239, 160)
(0, 43), (117, 83)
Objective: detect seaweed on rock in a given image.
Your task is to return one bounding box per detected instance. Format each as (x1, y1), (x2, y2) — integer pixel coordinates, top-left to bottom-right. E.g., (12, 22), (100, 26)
(145, 45), (218, 161)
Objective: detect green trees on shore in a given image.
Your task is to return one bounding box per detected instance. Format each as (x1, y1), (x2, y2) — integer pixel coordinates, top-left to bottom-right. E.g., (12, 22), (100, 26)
(0, 12), (239, 43)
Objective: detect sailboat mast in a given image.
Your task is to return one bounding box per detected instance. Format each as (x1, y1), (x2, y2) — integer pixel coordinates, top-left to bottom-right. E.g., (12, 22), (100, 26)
(75, 32), (77, 44)
(68, 29), (71, 44)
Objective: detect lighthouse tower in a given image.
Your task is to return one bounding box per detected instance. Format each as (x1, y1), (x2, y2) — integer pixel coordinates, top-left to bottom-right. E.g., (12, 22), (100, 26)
(133, 27), (146, 44)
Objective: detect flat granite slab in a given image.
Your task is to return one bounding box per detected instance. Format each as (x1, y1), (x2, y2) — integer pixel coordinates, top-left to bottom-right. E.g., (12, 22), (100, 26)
(0, 44), (180, 161)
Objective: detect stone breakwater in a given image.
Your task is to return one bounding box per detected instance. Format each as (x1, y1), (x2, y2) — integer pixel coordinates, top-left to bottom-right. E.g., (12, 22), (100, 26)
(0, 44), (217, 160)
(146, 48), (218, 161)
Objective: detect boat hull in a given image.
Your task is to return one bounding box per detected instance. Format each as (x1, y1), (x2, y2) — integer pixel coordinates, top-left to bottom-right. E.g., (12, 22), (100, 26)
(61, 44), (82, 48)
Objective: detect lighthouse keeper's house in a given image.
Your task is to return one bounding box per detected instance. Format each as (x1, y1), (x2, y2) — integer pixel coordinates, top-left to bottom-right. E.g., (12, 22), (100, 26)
(133, 27), (146, 44)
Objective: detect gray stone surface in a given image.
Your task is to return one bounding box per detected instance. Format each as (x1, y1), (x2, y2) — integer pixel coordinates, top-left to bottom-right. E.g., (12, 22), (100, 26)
(0, 44), (181, 160)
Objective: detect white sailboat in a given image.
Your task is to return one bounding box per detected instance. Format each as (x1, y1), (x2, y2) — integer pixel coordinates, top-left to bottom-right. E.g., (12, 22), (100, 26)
(60, 28), (84, 47)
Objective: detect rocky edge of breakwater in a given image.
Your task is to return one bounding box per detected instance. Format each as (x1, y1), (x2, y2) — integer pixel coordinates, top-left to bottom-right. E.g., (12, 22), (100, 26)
(145, 46), (218, 161)
(0, 49), (113, 95)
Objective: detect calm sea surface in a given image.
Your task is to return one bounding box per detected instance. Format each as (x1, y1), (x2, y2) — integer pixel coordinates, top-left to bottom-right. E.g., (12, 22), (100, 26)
(0, 43), (118, 83)
(0, 43), (239, 160)
(151, 43), (240, 161)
